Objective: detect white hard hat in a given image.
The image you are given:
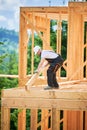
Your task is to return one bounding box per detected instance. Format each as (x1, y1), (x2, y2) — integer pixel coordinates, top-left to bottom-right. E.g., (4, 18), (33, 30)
(33, 46), (41, 55)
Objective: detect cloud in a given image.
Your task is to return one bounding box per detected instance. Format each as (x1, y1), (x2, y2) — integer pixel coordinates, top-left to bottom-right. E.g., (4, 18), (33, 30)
(0, 0), (22, 31)
(0, 15), (7, 21)
(7, 19), (15, 29)
(0, 0), (22, 11)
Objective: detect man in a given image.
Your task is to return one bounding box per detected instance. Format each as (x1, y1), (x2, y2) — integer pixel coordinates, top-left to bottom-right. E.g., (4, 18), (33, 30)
(33, 45), (64, 90)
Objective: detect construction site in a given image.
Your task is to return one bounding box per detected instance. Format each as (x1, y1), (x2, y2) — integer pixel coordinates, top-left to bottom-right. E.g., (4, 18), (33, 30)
(1, 1), (87, 130)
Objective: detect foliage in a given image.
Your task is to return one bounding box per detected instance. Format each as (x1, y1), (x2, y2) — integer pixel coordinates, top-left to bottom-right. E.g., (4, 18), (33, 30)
(0, 28), (19, 130)
(10, 109), (18, 130)
(0, 28), (18, 43)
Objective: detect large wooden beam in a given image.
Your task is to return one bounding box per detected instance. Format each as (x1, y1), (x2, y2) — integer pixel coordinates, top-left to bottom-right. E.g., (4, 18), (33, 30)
(20, 7), (68, 14)
(2, 97), (87, 110)
(1, 85), (87, 110)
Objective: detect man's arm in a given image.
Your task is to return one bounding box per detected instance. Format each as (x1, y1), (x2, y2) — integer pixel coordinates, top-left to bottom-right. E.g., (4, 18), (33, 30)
(37, 58), (48, 72)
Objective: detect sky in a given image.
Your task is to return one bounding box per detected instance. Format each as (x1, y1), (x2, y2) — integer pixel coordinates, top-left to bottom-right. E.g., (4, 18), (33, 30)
(0, 0), (68, 31)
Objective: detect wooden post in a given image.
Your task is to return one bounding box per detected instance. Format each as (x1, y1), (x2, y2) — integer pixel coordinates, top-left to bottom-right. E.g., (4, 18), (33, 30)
(1, 107), (10, 130)
(66, 2), (85, 129)
(86, 26), (87, 79)
(67, 2), (84, 80)
(85, 112), (87, 130)
(57, 17), (62, 77)
(30, 109), (37, 130)
(18, 9), (28, 130)
(31, 13), (34, 75)
(18, 109), (26, 130)
(63, 110), (68, 130)
(41, 109), (49, 130)
(19, 9), (28, 87)
(43, 15), (50, 50)
(43, 17), (50, 77)
(51, 108), (60, 130)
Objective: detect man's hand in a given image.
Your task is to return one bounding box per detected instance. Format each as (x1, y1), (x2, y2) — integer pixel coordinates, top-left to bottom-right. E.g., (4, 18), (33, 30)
(34, 70), (39, 73)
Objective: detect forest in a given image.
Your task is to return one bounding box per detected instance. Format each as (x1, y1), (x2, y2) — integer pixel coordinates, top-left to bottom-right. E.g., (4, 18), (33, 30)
(0, 20), (67, 130)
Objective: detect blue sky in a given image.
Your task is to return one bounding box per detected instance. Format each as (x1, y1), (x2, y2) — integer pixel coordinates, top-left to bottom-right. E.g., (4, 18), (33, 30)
(0, 0), (68, 31)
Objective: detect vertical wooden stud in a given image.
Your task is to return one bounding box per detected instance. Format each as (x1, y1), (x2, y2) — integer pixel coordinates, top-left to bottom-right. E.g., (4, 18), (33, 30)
(41, 109), (49, 130)
(30, 109), (37, 130)
(31, 13), (34, 75)
(63, 110), (68, 130)
(19, 10), (28, 87)
(1, 107), (10, 130)
(51, 108), (60, 130)
(18, 109), (26, 130)
(85, 111), (87, 130)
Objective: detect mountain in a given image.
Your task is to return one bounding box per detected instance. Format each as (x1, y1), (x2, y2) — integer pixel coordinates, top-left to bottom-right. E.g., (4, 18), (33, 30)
(0, 28), (19, 43)
(0, 28), (19, 55)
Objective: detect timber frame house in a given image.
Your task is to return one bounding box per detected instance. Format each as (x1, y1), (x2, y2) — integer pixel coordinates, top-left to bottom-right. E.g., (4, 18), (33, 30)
(1, 2), (87, 130)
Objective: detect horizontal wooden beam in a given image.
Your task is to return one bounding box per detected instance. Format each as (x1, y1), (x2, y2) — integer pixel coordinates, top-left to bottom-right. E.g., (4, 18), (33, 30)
(27, 24), (46, 32)
(1, 82), (87, 110)
(2, 97), (87, 110)
(1, 85), (87, 98)
(0, 75), (19, 78)
(20, 7), (68, 14)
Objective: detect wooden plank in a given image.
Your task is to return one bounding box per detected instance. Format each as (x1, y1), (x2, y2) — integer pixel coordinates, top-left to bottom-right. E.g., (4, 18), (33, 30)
(63, 110), (68, 130)
(0, 75), (18, 78)
(25, 73), (40, 90)
(66, 111), (83, 130)
(25, 67), (45, 90)
(30, 109), (37, 130)
(19, 11), (28, 87)
(59, 80), (81, 85)
(2, 87), (87, 99)
(85, 111), (87, 130)
(1, 107), (10, 130)
(52, 108), (60, 130)
(18, 109), (26, 130)
(67, 4), (84, 80)
(31, 13), (34, 75)
(2, 97), (87, 110)
(41, 109), (49, 130)
(78, 111), (83, 130)
(20, 7), (68, 14)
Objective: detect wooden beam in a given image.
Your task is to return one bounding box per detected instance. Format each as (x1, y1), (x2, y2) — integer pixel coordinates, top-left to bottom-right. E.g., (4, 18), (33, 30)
(2, 82), (87, 110)
(2, 85), (87, 98)
(1, 107), (10, 130)
(30, 109), (37, 130)
(52, 108), (60, 130)
(21, 12), (50, 45)
(19, 12), (28, 86)
(41, 109), (49, 130)
(18, 109), (26, 130)
(2, 97), (87, 110)
(85, 112), (87, 130)
(20, 7), (68, 14)
(0, 75), (19, 78)
(27, 24), (46, 32)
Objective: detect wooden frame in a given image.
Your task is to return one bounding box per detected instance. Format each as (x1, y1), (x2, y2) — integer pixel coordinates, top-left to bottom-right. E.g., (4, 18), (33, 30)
(1, 2), (87, 130)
